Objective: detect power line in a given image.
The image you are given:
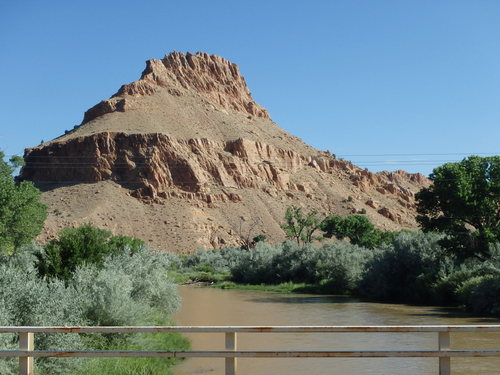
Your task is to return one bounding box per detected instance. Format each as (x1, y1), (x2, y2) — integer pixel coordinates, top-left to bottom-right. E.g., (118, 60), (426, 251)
(6, 152), (499, 158)
(337, 152), (500, 157)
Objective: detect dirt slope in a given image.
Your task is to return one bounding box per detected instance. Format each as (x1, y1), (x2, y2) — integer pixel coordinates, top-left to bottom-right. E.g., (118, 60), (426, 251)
(21, 52), (428, 252)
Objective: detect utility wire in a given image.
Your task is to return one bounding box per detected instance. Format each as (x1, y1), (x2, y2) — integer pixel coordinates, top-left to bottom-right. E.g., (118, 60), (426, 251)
(6, 152), (499, 158)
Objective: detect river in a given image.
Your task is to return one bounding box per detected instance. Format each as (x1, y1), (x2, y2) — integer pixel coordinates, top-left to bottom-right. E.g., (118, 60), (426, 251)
(173, 286), (500, 375)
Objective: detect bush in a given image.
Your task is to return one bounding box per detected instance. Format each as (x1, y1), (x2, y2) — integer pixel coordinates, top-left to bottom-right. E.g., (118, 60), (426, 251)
(230, 242), (282, 284)
(432, 249), (500, 306)
(72, 248), (180, 326)
(0, 245), (87, 374)
(36, 224), (145, 280)
(226, 241), (373, 293)
(359, 231), (452, 303)
(182, 246), (243, 273)
(465, 275), (500, 316)
(0, 243), (183, 374)
(271, 242), (317, 283)
(321, 215), (394, 248)
(313, 242), (374, 293)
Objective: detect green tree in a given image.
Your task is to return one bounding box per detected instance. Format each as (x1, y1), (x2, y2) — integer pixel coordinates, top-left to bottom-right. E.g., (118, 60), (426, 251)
(0, 151), (46, 253)
(281, 206), (323, 245)
(36, 224), (145, 280)
(416, 155), (500, 260)
(252, 234), (267, 244)
(321, 215), (394, 248)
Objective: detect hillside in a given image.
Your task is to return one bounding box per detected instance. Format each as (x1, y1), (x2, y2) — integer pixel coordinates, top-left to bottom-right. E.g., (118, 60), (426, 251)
(20, 52), (428, 252)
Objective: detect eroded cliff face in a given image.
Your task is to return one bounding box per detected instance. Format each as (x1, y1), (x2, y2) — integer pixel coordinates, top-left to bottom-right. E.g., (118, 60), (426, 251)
(82, 52), (269, 124)
(20, 51), (429, 252)
(22, 132), (427, 223)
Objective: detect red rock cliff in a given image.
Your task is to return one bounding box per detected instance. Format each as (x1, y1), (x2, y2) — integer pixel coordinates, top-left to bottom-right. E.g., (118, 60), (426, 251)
(82, 52), (269, 124)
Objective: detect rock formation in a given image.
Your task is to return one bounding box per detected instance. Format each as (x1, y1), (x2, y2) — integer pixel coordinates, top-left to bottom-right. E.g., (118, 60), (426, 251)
(20, 52), (429, 252)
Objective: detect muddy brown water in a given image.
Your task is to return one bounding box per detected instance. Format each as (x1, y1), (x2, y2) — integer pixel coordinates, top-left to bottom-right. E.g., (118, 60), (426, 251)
(173, 286), (500, 375)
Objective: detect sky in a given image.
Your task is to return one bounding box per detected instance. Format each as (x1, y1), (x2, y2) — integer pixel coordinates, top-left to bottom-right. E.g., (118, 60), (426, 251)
(1, 0), (499, 176)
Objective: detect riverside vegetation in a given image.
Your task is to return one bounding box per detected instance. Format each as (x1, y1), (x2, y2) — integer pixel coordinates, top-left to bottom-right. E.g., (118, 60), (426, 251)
(0, 236), (187, 375)
(0, 151), (499, 373)
(169, 233), (500, 316)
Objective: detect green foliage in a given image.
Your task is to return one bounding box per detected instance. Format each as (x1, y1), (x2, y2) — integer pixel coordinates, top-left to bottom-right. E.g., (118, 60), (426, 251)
(253, 234), (266, 244)
(231, 242), (282, 284)
(281, 206), (323, 244)
(463, 275), (500, 315)
(186, 240), (373, 294)
(359, 231), (452, 303)
(321, 215), (394, 248)
(181, 247), (243, 273)
(0, 151), (47, 254)
(179, 233), (500, 316)
(0, 243), (183, 374)
(313, 242), (374, 293)
(416, 155), (500, 260)
(8, 155), (24, 169)
(271, 242), (318, 283)
(36, 224), (145, 280)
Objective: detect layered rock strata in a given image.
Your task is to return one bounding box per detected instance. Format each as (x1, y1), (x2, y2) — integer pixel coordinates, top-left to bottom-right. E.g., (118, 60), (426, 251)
(83, 52), (269, 124)
(20, 52), (429, 252)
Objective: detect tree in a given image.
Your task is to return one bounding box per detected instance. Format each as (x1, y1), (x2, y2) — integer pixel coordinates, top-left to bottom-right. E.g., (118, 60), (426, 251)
(321, 215), (393, 248)
(0, 151), (47, 253)
(236, 217), (260, 250)
(281, 206), (323, 245)
(36, 224), (145, 280)
(416, 155), (500, 260)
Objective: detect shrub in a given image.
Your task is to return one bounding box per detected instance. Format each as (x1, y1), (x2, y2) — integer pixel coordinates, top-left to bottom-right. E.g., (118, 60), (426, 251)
(465, 275), (500, 316)
(36, 224), (145, 280)
(230, 242), (282, 284)
(359, 231), (451, 302)
(0, 245), (86, 374)
(182, 246), (245, 274)
(72, 248), (180, 326)
(313, 242), (374, 293)
(321, 215), (394, 248)
(271, 242), (317, 283)
(0, 243), (183, 374)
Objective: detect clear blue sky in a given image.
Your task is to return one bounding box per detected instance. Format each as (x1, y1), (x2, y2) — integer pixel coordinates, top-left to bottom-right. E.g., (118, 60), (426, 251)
(1, 0), (499, 175)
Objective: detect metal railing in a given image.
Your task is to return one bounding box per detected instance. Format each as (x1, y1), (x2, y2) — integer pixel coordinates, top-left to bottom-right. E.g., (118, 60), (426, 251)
(1, 325), (500, 375)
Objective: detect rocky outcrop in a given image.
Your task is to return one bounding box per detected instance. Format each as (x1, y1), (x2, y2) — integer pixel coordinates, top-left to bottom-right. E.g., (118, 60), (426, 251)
(82, 52), (269, 124)
(22, 132), (427, 212)
(20, 51), (431, 252)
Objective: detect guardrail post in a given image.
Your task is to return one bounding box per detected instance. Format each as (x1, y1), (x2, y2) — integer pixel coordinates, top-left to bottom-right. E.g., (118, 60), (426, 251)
(439, 331), (450, 375)
(19, 332), (34, 375)
(225, 331), (237, 375)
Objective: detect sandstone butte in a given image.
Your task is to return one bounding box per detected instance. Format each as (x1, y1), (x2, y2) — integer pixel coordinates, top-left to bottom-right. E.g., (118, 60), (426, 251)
(20, 51), (429, 253)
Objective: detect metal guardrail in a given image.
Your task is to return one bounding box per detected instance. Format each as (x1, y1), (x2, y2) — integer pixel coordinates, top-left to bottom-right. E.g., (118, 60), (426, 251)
(1, 325), (500, 375)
